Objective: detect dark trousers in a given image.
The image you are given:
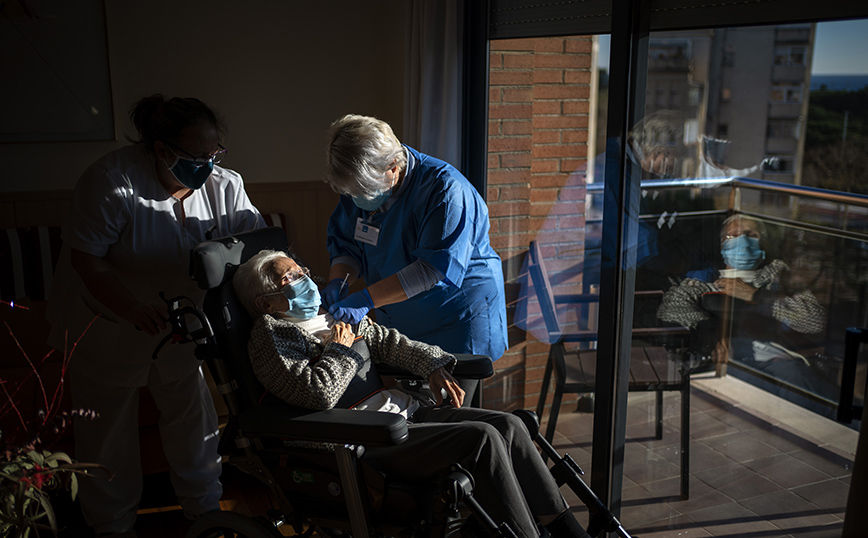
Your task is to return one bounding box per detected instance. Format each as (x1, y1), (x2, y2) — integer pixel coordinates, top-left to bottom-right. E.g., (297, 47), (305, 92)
(363, 406), (568, 538)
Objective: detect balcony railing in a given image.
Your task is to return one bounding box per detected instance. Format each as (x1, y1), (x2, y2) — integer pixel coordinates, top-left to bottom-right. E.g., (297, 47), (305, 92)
(586, 177), (868, 423)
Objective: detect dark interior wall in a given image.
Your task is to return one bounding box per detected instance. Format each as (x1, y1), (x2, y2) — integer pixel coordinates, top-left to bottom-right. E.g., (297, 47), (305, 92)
(0, 0), (407, 192)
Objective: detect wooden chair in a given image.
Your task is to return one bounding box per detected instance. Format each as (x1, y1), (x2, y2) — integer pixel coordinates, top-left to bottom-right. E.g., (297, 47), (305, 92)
(527, 240), (693, 499)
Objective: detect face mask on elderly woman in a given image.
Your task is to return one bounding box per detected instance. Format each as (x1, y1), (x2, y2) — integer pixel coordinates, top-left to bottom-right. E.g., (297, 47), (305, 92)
(721, 234), (765, 270)
(277, 275), (322, 319)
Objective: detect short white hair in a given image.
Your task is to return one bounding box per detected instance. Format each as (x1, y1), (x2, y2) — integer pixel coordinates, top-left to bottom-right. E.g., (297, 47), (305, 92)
(324, 114), (408, 199)
(232, 249), (290, 317)
(720, 214), (766, 241)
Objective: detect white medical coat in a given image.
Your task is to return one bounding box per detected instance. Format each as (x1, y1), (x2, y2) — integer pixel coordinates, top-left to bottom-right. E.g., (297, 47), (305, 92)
(47, 143), (265, 386)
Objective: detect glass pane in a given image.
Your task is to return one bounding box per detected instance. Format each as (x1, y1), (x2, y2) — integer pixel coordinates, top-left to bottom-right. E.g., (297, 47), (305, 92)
(488, 18), (866, 536)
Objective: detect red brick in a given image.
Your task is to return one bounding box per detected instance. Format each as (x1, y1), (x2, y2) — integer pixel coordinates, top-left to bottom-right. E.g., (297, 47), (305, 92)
(535, 39), (566, 53)
(531, 159), (560, 173)
(502, 153), (532, 168)
(563, 102), (591, 115)
(534, 85), (590, 100)
(491, 39), (536, 52)
(497, 217), (534, 233)
(488, 120), (501, 136)
(489, 87), (502, 103)
(529, 175), (574, 189)
(499, 185), (532, 201)
(493, 232), (536, 250)
(488, 200), (531, 218)
(534, 55), (592, 69)
(503, 88), (534, 103)
(490, 53), (503, 69)
(530, 201), (555, 217)
(488, 137), (531, 153)
(530, 189), (559, 203)
(502, 120), (533, 135)
(532, 131), (561, 144)
(563, 130), (590, 144)
(561, 158), (588, 172)
(488, 169), (530, 184)
(503, 54), (535, 69)
(488, 154), (500, 168)
(565, 71), (592, 84)
(533, 144), (584, 158)
(489, 71), (534, 86)
(533, 70), (565, 84)
(531, 101), (562, 115)
(490, 103), (533, 120)
(533, 115), (589, 130)
(565, 38), (593, 54)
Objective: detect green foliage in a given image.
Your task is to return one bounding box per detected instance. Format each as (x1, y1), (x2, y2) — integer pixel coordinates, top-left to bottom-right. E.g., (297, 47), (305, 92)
(0, 448), (107, 538)
(803, 88), (868, 194)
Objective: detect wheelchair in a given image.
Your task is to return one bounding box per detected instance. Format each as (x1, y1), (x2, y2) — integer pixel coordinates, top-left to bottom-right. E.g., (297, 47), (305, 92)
(153, 227), (631, 538)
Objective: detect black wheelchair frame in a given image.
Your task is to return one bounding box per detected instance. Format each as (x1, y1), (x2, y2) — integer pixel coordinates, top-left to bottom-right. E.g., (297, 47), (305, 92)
(154, 227), (631, 538)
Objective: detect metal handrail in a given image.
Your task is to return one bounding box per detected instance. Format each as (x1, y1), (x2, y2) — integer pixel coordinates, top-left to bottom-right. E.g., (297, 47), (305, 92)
(586, 176), (868, 209)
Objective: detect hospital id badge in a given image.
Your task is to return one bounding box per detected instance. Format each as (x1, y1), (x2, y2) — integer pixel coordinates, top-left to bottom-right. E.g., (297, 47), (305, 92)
(354, 217), (380, 246)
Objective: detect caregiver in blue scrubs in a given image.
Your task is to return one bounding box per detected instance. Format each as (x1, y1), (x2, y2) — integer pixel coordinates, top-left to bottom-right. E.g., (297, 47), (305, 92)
(322, 114), (507, 403)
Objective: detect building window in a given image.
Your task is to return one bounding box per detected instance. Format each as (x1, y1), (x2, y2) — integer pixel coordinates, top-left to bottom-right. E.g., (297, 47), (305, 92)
(770, 85), (803, 103)
(767, 120), (800, 139)
(774, 46), (807, 66)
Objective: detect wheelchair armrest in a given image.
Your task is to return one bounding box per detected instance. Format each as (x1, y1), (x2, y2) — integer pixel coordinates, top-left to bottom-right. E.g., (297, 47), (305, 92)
(376, 354), (493, 380)
(237, 405), (409, 446)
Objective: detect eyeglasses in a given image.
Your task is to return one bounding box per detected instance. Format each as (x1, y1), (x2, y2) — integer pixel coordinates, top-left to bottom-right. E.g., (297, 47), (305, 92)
(262, 266), (310, 297)
(279, 266), (310, 287)
(166, 142), (228, 166)
(723, 230), (761, 241)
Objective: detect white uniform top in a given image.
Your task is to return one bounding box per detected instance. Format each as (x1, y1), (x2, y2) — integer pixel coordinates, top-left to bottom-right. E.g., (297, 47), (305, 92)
(47, 143), (265, 386)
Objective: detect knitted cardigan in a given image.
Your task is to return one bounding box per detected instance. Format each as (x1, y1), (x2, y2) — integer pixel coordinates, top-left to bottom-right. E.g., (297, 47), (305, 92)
(248, 314), (456, 411)
(656, 259), (825, 356)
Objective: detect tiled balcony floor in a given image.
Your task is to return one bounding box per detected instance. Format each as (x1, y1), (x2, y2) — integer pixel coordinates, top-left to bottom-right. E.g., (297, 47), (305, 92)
(549, 373), (859, 538)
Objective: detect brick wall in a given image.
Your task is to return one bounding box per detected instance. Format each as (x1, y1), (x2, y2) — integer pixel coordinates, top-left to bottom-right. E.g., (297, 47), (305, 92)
(485, 37), (595, 413)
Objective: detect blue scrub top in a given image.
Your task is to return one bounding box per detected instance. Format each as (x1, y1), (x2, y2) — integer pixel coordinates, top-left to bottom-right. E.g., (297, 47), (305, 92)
(327, 146), (507, 360)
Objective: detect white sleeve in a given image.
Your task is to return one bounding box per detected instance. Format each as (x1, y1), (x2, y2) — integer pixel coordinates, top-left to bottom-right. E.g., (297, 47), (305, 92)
(63, 163), (132, 257)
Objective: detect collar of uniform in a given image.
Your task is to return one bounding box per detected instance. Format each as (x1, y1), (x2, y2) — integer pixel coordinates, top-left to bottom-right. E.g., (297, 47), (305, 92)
(378, 145), (414, 214)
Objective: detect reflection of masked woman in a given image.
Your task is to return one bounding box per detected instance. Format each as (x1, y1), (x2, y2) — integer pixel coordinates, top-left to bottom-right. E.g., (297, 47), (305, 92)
(657, 215), (832, 398)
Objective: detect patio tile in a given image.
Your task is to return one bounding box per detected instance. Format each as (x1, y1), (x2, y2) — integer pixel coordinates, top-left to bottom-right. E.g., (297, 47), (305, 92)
(683, 501), (780, 536)
(743, 453), (834, 489)
(739, 489), (840, 531)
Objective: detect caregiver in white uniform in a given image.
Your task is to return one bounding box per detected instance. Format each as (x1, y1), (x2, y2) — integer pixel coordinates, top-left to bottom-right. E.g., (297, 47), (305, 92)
(47, 94), (265, 537)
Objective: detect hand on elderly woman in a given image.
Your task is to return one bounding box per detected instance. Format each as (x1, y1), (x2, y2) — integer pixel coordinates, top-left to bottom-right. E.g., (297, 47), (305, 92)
(322, 278), (349, 309)
(328, 289), (374, 324)
(323, 321), (355, 347)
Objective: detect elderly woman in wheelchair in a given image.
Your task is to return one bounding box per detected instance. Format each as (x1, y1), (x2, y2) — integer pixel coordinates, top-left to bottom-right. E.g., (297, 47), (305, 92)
(230, 249), (591, 538)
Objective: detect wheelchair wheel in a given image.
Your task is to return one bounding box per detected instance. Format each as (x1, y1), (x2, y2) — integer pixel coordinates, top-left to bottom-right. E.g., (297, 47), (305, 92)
(186, 511), (284, 538)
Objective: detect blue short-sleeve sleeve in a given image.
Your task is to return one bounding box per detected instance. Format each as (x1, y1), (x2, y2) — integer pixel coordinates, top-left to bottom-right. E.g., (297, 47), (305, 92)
(409, 173), (481, 289)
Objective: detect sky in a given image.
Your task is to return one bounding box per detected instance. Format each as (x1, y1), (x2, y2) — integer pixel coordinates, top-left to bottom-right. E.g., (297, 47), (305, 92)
(596, 19), (868, 76)
(812, 19), (868, 75)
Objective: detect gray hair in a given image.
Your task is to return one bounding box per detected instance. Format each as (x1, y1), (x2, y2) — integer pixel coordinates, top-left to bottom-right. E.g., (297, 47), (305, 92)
(720, 214), (767, 240)
(324, 114), (408, 199)
(232, 249), (289, 317)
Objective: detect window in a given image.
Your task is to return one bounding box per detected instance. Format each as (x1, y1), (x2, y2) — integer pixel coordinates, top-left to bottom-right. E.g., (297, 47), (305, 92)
(770, 85), (803, 103)
(774, 46), (807, 66)
(767, 119), (800, 138)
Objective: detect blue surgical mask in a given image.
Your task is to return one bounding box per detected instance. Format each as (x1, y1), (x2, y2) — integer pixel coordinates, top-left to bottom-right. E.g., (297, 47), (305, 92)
(351, 188), (392, 212)
(721, 235), (765, 270)
(280, 275), (321, 320)
(167, 156), (213, 190)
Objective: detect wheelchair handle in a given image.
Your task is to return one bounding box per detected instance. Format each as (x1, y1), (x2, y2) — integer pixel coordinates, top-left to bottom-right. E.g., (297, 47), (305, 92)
(151, 293), (216, 360)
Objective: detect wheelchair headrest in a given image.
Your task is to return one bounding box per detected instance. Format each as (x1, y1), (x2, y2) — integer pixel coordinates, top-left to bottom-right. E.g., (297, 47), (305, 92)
(190, 226), (289, 289)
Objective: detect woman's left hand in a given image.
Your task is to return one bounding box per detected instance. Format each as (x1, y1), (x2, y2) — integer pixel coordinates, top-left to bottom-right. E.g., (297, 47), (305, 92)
(714, 277), (757, 302)
(428, 367), (465, 408)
